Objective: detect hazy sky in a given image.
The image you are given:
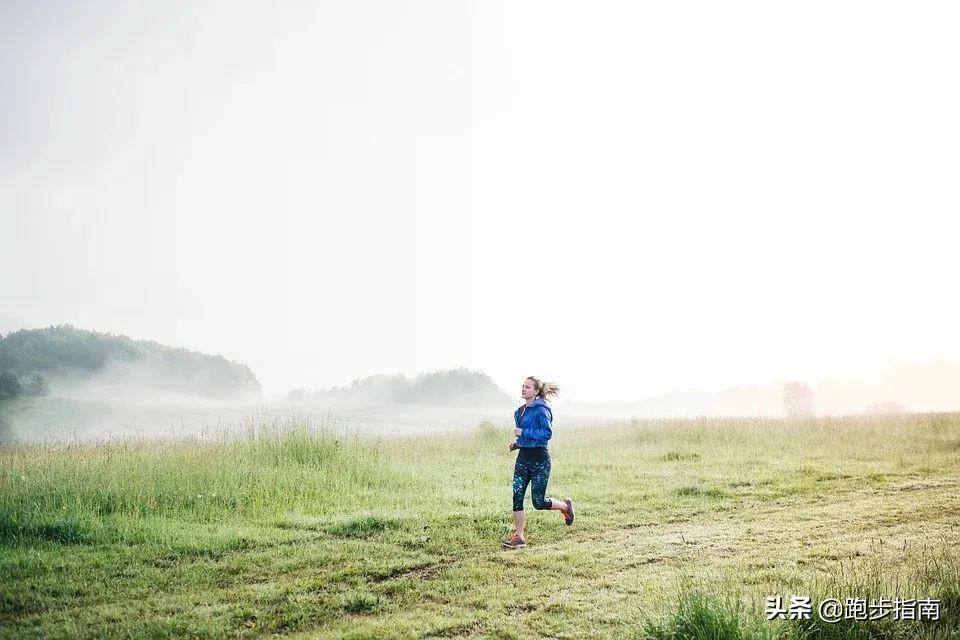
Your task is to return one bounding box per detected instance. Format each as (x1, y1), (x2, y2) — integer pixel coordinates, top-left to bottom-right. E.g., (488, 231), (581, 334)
(2, 1), (959, 402)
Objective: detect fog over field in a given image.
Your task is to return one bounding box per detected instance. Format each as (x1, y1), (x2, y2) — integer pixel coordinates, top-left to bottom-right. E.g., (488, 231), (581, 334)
(3, 324), (960, 444)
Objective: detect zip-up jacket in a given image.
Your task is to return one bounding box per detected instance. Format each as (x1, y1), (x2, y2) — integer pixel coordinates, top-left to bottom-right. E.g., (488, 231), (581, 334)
(514, 397), (553, 448)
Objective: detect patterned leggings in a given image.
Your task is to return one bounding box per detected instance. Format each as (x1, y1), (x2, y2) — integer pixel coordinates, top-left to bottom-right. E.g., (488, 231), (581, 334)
(512, 449), (553, 511)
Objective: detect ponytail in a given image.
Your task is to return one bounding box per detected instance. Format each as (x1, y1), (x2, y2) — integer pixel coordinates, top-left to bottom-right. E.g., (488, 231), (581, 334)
(526, 376), (560, 401)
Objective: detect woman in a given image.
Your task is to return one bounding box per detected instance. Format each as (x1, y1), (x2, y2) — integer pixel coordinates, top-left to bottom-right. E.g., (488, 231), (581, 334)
(502, 376), (574, 549)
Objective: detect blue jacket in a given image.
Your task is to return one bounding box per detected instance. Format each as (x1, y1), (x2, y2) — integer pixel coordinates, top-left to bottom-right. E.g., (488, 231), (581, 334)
(514, 397), (553, 448)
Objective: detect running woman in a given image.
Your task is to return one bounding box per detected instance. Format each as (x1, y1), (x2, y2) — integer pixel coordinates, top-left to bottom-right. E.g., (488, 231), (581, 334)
(502, 376), (574, 549)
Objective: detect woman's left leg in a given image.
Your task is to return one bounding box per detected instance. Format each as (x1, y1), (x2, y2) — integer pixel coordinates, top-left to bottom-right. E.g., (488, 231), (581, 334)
(529, 457), (567, 512)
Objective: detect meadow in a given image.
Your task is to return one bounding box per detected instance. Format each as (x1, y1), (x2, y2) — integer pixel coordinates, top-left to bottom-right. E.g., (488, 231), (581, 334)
(1, 411), (958, 639)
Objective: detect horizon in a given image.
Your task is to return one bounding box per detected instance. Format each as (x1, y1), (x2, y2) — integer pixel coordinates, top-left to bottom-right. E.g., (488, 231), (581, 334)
(3, 321), (958, 416)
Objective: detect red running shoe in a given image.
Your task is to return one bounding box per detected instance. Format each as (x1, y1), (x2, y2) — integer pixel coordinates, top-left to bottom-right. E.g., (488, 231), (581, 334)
(501, 533), (526, 549)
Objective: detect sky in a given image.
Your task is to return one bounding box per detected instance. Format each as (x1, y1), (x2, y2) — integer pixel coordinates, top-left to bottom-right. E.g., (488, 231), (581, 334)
(2, 1), (959, 402)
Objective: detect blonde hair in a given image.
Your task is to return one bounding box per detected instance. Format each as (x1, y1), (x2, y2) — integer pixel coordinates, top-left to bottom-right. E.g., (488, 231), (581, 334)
(526, 376), (560, 401)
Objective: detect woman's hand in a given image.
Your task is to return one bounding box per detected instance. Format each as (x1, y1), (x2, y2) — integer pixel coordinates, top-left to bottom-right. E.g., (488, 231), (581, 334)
(514, 427), (522, 437)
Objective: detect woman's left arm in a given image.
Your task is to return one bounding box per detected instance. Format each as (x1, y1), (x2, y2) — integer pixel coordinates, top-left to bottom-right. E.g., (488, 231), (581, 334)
(521, 409), (550, 443)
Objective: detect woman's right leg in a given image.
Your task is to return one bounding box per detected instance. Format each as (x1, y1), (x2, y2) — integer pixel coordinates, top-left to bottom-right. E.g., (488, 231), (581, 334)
(529, 457), (570, 520)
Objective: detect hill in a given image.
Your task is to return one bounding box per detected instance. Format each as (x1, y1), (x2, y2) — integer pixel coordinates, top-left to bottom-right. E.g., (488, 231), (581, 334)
(0, 324), (260, 400)
(286, 367), (513, 407)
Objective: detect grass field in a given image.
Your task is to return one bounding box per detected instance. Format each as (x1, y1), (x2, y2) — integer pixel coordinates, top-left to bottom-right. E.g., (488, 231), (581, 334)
(1, 411), (959, 639)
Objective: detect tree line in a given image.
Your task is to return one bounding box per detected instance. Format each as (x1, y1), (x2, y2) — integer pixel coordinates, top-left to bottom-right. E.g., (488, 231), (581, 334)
(0, 325), (261, 401)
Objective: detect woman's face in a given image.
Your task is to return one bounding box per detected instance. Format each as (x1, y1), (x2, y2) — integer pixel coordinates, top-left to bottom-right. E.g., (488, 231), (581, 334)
(521, 379), (537, 400)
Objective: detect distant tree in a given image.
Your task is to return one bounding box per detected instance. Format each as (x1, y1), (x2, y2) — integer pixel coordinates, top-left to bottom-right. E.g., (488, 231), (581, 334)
(296, 368), (512, 406)
(24, 374), (48, 397)
(783, 381), (815, 418)
(0, 372), (22, 401)
(394, 368), (511, 405)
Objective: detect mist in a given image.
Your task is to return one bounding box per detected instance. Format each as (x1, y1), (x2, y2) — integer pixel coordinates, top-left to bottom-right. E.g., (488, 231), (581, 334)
(3, 1), (960, 441)
(4, 324), (960, 445)
(0, 356), (254, 443)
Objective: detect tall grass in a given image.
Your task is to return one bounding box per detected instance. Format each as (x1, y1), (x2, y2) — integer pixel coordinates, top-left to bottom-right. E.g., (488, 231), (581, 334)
(0, 412), (412, 548)
(639, 542), (960, 640)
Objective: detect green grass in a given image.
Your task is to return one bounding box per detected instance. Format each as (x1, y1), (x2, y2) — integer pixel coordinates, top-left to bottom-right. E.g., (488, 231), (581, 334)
(1, 412), (959, 638)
